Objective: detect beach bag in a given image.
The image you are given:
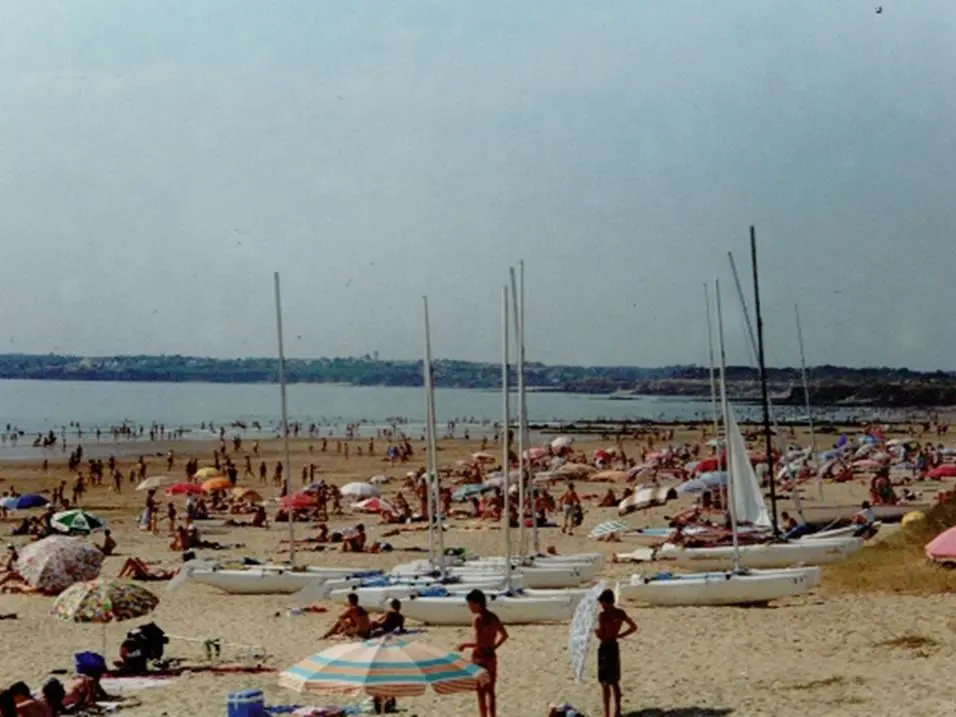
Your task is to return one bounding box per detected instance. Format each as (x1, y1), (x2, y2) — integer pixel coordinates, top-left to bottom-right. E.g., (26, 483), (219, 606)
(73, 651), (106, 677)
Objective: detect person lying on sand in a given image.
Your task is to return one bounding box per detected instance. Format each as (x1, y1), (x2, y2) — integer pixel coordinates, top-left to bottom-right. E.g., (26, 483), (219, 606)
(118, 557), (177, 582)
(222, 505), (268, 528)
(322, 592), (371, 640)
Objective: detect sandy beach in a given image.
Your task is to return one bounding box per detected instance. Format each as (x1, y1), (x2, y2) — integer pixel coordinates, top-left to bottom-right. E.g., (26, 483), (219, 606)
(2, 428), (956, 717)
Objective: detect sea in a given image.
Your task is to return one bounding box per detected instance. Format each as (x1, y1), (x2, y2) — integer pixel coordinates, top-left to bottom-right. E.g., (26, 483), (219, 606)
(0, 379), (889, 461)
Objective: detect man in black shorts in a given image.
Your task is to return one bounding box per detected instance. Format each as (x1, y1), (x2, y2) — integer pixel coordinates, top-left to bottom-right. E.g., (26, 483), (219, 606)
(594, 589), (637, 717)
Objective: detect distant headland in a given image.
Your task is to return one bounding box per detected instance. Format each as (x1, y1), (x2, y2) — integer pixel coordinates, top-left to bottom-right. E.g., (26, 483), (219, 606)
(0, 353), (955, 408)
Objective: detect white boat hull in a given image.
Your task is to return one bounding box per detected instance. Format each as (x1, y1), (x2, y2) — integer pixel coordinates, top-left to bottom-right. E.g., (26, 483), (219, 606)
(656, 537), (862, 571)
(448, 564), (586, 588)
(326, 578), (519, 610)
(619, 567), (821, 606)
(400, 594), (578, 625)
(189, 567), (325, 595)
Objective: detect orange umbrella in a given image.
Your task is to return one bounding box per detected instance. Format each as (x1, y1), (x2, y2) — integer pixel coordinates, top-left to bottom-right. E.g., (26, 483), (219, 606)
(202, 477), (232, 493)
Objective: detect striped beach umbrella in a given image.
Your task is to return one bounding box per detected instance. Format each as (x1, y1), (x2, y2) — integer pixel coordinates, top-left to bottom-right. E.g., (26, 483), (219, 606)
(279, 635), (489, 697)
(588, 520), (629, 540)
(51, 509), (107, 534)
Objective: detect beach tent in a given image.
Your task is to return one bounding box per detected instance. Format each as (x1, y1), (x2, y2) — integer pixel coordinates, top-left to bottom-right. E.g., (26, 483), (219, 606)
(925, 526), (956, 563)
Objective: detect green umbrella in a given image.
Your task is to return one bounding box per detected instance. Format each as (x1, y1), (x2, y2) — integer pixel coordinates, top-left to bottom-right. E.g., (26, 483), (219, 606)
(51, 509), (107, 535)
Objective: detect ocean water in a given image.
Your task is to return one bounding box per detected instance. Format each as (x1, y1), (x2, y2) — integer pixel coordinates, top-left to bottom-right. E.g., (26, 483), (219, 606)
(0, 379), (882, 461)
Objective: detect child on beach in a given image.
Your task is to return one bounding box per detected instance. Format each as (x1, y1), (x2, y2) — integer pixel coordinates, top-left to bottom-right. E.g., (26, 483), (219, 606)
(458, 589), (508, 717)
(594, 589), (638, 717)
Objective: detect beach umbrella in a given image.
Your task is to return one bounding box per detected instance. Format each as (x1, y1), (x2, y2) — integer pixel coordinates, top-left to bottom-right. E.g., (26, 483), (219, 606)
(369, 474), (392, 485)
(0, 493), (49, 510)
(232, 488), (263, 502)
(51, 509), (107, 535)
(551, 436), (574, 451)
(341, 482), (380, 499)
(352, 497), (395, 514)
(452, 484), (492, 502)
(927, 465), (956, 479)
(53, 578), (160, 655)
(568, 581), (607, 682)
(202, 477), (232, 493)
(53, 578), (159, 623)
(194, 467), (223, 479)
(677, 471), (727, 495)
(16, 536), (103, 594)
(280, 493), (318, 510)
(523, 447), (549, 462)
(588, 521), (629, 540)
(627, 465), (654, 481)
(555, 463), (595, 479)
(925, 526), (956, 563)
(165, 483), (203, 496)
(136, 475), (171, 491)
(471, 451), (496, 463)
(852, 459), (884, 472)
(617, 487), (675, 515)
(279, 635), (489, 697)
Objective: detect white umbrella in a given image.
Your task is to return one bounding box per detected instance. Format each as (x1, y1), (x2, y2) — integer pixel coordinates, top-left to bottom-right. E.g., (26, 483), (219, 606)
(136, 475), (171, 492)
(568, 581), (606, 681)
(341, 482), (380, 499)
(551, 436), (574, 450)
(368, 474), (392, 485)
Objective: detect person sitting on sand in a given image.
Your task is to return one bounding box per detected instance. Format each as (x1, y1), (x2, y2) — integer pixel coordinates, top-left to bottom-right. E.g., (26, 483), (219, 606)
(852, 501), (879, 538)
(98, 529), (117, 556)
(598, 489), (617, 508)
(342, 524), (367, 552)
(9, 518), (32, 536)
(371, 598), (406, 637)
(869, 471), (897, 506)
(322, 592), (371, 640)
(223, 504), (268, 528)
(1, 544), (17, 577)
(118, 557), (177, 582)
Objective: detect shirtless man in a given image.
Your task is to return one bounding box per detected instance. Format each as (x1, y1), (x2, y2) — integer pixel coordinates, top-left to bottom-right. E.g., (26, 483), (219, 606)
(321, 593), (371, 640)
(594, 589), (638, 717)
(458, 589), (509, 717)
(559, 482), (581, 535)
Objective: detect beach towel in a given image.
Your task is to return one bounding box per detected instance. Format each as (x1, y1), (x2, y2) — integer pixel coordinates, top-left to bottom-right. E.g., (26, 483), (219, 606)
(101, 676), (174, 693)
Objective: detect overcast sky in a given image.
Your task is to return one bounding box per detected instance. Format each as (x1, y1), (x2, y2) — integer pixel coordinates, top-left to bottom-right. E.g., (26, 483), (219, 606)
(1, 2), (953, 369)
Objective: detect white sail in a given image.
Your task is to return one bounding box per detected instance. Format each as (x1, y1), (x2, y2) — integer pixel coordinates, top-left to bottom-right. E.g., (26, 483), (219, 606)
(726, 406), (772, 529)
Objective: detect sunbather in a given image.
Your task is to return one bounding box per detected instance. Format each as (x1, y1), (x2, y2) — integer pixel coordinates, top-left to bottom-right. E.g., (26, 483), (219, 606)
(118, 557), (177, 581)
(322, 592), (371, 640)
(341, 524), (367, 553)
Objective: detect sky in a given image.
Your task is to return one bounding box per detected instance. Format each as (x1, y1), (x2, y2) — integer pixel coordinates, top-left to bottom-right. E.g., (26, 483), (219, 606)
(0, 1), (954, 370)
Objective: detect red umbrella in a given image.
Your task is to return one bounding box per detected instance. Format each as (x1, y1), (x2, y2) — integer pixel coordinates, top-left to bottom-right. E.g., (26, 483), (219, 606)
(280, 493), (318, 510)
(927, 465), (956, 479)
(166, 483), (203, 496)
(694, 455), (726, 474)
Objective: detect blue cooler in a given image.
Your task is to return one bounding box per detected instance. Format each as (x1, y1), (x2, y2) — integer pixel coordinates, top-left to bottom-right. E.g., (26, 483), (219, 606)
(227, 689), (265, 717)
(74, 651), (107, 677)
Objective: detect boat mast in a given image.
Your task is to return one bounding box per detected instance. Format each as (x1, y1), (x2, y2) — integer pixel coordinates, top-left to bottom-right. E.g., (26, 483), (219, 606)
(422, 296), (445, 576)
(703, 282), (720, 444)
(501, 286), (513, 590)
(749, 227), (779, 537)
(510, 265), (532, 558)
(794, 304), (821, 500)
(714, 278), (741, 571)
(273, 272), (295, 567)
(520, 262), (538, 555)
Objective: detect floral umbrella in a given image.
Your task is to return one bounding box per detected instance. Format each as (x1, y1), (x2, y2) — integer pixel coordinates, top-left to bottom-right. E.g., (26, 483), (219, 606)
(16, 535), (104, 593)
(53, 578), (159, 623)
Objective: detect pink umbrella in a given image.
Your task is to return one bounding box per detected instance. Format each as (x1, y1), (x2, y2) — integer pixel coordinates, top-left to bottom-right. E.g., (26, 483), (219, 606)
(853, 459), (884, 471)
(926, 526), (956, 562)
(523, 447), (548, 461)
(470, 452), (496, 464)
(280, 493), (318, 510)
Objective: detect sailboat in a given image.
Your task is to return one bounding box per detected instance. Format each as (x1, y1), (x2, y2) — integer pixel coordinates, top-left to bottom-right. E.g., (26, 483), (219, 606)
(398, 286), (579, 625)
(619, 279), (821, 606)
(181, 274), (372, 596)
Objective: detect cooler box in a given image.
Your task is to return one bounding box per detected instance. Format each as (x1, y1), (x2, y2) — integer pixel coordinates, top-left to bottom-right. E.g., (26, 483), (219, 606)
(74, 651), (107, 677)
(227, 689), (265, 717)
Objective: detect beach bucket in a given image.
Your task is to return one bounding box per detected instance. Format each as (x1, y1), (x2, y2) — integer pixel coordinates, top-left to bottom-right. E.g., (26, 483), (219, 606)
(227, 689), (265, 717)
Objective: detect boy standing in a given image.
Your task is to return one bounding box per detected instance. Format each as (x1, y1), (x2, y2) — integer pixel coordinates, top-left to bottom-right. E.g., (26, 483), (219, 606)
(594, 589), (637, 717)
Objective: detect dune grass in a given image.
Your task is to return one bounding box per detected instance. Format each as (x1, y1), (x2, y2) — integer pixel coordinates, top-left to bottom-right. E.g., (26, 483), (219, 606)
(823, 495), (956, 595)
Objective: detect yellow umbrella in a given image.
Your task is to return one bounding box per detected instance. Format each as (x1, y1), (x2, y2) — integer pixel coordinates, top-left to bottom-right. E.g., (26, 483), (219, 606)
(202, 477), (232, 493)
(195, 467), (223, 479)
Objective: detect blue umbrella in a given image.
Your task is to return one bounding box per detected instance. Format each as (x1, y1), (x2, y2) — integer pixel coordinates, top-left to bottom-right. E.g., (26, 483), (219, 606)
(452, 484), (492, 502)
(0, 494), (49, 510)
(677, 472), (728, 495)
